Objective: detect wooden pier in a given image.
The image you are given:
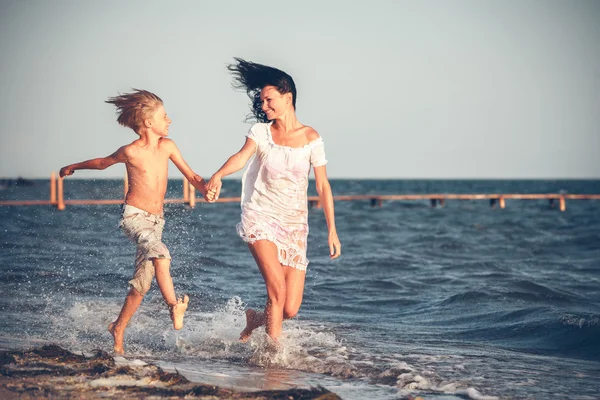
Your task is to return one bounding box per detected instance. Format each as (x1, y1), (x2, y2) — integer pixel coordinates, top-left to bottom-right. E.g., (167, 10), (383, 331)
(1, 173), (599, 212)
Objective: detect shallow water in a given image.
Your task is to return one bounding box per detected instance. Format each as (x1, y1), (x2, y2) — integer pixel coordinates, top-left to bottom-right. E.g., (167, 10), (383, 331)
(1, 179), (599, 399)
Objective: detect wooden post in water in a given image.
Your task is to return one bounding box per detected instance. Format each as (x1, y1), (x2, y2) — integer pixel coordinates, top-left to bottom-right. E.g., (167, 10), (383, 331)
(189, 183), (196, 208)
(57, 176), (65, 210)
(183, 177), (189, 202)
(123, 172), (129, 199)
(370, 197), (382, 207)
(50, 172), (57, 205)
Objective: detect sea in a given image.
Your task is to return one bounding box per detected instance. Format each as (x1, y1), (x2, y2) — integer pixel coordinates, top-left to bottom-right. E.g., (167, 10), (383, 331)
(1, 179), (599, 400)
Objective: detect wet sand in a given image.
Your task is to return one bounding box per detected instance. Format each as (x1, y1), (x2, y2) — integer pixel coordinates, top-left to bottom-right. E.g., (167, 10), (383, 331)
(0, 345), (341, 399)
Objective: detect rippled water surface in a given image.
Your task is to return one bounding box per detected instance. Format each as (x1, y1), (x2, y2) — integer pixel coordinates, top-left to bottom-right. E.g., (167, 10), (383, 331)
(1, 179), (599, 399)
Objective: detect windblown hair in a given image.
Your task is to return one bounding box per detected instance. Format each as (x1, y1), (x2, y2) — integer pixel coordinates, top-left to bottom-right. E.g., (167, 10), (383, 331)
(227, 57), (297, 122)
(105, 89), (163, 134)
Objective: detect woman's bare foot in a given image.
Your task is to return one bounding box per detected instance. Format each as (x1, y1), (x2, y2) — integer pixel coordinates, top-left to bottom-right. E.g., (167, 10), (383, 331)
(170, 295), (189, 330)
(108, 322), (125, 355)
(240, 308), (263, 342)
(265, 334), (282, 352)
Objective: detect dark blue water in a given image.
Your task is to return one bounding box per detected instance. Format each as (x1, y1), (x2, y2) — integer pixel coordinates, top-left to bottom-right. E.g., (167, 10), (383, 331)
(1, 179), (599, 399)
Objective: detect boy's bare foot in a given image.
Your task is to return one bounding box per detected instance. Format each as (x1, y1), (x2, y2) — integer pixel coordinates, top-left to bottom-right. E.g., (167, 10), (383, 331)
(240, 308), (261, 342)
(170, 295), (189, 330)
(108, 322), (125, 355)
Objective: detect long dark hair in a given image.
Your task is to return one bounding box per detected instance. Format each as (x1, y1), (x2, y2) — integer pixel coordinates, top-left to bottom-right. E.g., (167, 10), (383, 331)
(227, 57), (297, 122)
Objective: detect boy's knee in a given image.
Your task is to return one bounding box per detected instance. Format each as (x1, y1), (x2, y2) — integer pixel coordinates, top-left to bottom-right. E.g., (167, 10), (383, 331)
(129, 286), (145, 298)
(152, 257), (171, 269)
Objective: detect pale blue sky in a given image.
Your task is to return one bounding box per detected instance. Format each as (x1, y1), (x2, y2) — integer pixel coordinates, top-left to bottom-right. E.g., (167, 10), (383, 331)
(1, 0), (599, 179)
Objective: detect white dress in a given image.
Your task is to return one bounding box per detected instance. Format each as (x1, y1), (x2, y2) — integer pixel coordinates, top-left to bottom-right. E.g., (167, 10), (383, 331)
(236, 122), (328, 271)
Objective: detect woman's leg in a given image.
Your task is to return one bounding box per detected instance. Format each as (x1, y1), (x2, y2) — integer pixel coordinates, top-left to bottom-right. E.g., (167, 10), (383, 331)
(282, 266), (306, 319)
(240, 243), (307, 341)
(246, 240), (287, 341)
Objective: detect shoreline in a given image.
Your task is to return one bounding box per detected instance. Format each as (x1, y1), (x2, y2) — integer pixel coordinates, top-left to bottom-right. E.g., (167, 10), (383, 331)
(0, 344), (342, 399)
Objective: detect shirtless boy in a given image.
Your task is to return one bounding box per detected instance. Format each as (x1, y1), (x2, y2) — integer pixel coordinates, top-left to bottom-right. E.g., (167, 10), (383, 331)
(60, 89), (206, 354)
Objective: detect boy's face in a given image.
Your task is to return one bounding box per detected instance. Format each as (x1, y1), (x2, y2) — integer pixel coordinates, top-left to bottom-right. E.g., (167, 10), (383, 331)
(148, 104), (171, 136)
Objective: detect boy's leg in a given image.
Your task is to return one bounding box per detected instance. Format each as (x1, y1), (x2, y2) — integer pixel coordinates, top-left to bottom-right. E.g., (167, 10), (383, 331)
(154, 258), (177, 305)
(108, 287), (144, 355)
(154, 257), (189, 330)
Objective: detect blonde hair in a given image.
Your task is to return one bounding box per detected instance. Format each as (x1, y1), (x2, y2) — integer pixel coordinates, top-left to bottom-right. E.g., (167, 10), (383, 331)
(105, 89), (163, 134)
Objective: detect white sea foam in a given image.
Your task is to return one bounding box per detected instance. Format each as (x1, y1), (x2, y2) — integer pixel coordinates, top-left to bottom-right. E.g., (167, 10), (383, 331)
(462, 387), (500, 400)
(45, 296), (501, 400)
(168, 297), (503, 399)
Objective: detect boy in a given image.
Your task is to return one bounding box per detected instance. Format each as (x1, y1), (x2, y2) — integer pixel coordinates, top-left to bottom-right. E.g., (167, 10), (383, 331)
(60, 89), (206, 355)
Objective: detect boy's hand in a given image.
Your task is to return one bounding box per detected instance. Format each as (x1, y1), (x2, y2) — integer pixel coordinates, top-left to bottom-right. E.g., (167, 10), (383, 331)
(190, 174), (207, 195)
(59, 166), (74, 178)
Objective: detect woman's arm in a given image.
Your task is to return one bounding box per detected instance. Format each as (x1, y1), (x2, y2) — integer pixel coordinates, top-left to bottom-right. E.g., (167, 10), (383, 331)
(314, 165), (341, 259)
(205, 138), (257, 202)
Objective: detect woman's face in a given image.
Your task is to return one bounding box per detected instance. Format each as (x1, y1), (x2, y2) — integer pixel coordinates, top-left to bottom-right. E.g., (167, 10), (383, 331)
(260, 85), (292, 120)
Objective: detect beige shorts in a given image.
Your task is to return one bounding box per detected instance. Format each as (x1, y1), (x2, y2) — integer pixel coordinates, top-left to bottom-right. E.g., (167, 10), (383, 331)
(119, 204), (171, 295)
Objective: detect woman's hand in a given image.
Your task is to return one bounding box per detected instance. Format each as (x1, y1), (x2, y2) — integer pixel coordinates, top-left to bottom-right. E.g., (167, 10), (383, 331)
(328, 230), (341, 259)
(204, 175), (222, 203)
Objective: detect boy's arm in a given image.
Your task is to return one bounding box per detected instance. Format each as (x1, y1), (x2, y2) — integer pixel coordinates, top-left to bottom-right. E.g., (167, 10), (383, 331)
(59, 146), (127, 178)
(166, 140), (207, 195)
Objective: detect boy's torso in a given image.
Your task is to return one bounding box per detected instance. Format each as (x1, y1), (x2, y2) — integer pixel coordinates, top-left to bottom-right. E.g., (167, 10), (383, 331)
(123, 140), (171, 214)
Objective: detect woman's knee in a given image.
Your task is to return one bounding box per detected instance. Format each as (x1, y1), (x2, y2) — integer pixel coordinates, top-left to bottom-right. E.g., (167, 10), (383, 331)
(267, 280), (287, 306)
(283, 305), (300, 319)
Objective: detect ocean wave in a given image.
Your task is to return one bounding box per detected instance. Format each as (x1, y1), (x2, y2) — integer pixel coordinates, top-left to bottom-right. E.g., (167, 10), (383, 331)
(439, 290), (496, 305)
(444, 308), (600, 361)
(505, 280), (582, 303)
(169, 298), (501, 399)
(560, 313), (600, 329)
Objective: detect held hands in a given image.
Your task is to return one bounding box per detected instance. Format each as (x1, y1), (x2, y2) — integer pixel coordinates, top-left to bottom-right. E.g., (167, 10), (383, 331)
(191, 174), (207, 195)
(328, 230), (342, 259)
(204, 175), (222, 203)
(59, 166), (74, 178)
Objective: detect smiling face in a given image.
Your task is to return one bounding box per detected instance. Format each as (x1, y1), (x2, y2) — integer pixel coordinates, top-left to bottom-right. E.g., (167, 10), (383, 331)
(260, 85), (293, 120)
(146, 104), (171, 136)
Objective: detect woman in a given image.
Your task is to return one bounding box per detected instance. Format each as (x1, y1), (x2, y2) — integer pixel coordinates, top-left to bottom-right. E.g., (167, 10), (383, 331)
(206, 58), (341, 343)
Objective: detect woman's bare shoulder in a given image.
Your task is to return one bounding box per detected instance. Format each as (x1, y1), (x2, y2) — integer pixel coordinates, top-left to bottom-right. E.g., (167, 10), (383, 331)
(302, 126), (321, 142)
